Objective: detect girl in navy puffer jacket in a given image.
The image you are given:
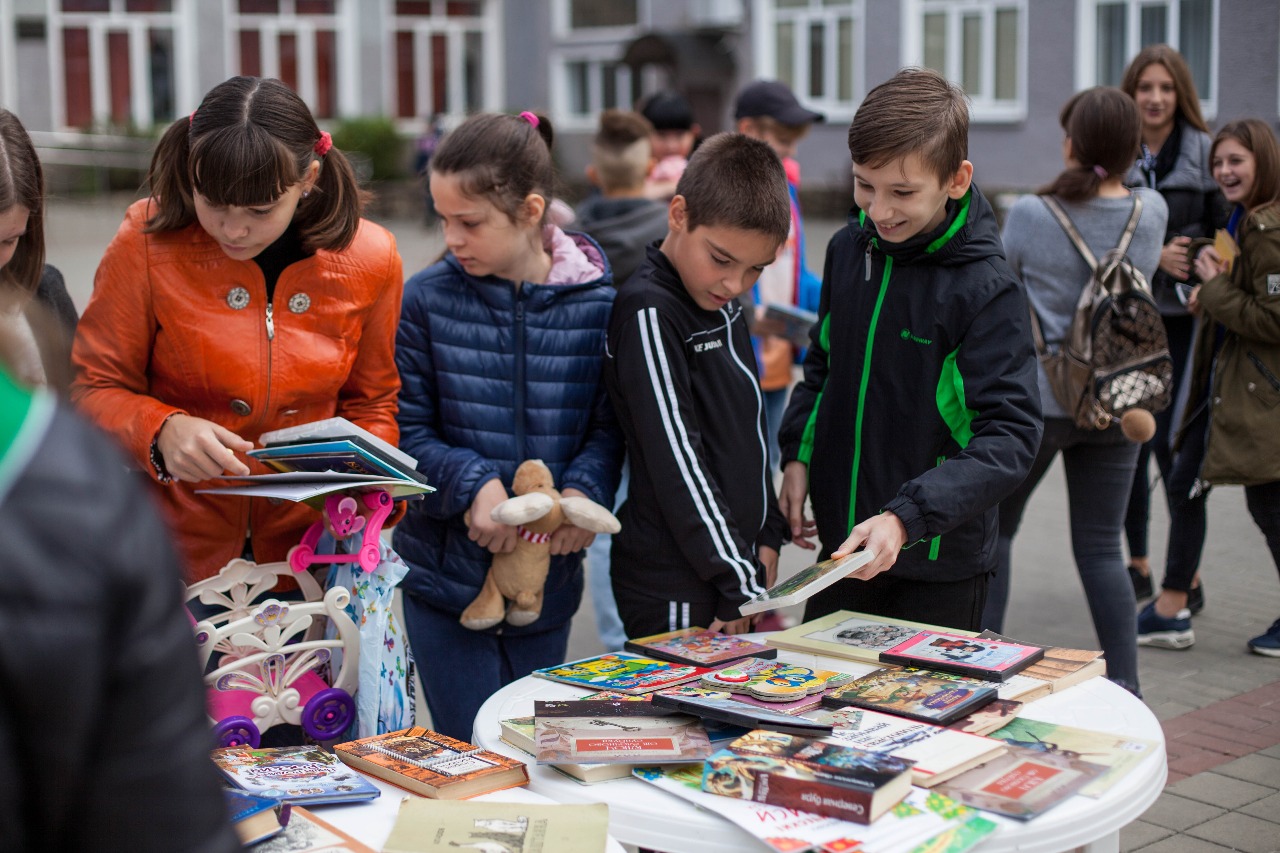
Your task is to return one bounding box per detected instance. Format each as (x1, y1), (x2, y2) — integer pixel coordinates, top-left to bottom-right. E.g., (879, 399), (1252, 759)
(394, 112), (623, 739)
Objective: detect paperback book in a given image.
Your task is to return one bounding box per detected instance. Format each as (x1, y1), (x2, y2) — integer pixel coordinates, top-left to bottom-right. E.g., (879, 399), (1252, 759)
(878, 631), (1045, 682)
(889, 665), (1051, 704)
(624, 627), (777, 667)
(250, 806), (376, 853)
(984, 717), (1159, 797)
(699, 657), (857, 703)
(532, 699), (711, 765)
(333, 727), (528, 799)
(945, 698), (1024, 736)
(223, 789), (288, 846)
(382, 798), (610, 853)
(211, 745), (381, 806)
(932, 744), (1107, 820)
(202, 471), (434, 503)
(822, 668), (997, 726)
(766, 610), (977, 666)
(802, 706), (1008, 787)
(249, 437), (432, 485)
(739, 551), (876, 616)
(652, 689), (835, 737)
(977, 631), (1107, 692)
(531, 652), (713, 695)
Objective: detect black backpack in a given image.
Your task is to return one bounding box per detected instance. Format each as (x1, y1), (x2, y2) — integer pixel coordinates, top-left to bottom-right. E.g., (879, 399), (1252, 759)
(1029, 195), (1174, 430)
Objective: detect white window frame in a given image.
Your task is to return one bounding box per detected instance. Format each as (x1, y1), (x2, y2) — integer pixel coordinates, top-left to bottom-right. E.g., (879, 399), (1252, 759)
(1075, 0), (1219, 121)
(47, 0), (192, 131)
(385, 0), (500, 130)
(548, 0), (648, 132)
(751, 0), (866, 124)
(901, 0), (1028, 123)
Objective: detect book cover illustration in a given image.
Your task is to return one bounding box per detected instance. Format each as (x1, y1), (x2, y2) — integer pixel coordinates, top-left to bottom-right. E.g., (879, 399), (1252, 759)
(887, 665), (1051, 704)
(800, 706), (1007, 787)
(739, 551), (875, 616)
(250, 806), (375, 853)
(700, 657), (858, 702)
(977, 631), (1107, 691)
(726, 729), (915, 782)
(624, 627), (777, 666)
(382, 798), (610, 853)
(211, 745), (381, 806)
(531, 652), (713, 694)
(932, 745), (1107, 820)
(945, 698), (1023, 737)
(333, 727), (528, 799)
(878, 631), (1045, 682)
(634, 765), (983, 853)
(985, 717), (1158, 797)
(533, 699), (710, 765)
(822, 668), (997, 726)
(651, 689), (835, 737)
(251, 435), (431, 486)
(766, 611), (975, 666)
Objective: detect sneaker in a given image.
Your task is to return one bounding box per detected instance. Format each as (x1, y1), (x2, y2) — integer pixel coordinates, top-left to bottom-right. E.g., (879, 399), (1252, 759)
(1128, 565), (1154, 600)
(1136, 602), (1195, 650)
(1187, 583), (1205, 615)
(1247, 619), (1280, 657)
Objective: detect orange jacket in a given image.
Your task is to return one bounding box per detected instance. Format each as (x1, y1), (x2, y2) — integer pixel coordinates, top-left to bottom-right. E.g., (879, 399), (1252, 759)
(72, 199), (403, 582)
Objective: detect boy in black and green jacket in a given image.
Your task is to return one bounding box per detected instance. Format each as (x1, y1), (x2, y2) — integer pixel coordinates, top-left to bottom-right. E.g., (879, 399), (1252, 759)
(777, 69), (1042, 631)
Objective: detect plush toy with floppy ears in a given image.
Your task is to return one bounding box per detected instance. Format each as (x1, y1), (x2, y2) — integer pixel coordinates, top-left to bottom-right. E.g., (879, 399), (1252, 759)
(459, 459), (621, 631)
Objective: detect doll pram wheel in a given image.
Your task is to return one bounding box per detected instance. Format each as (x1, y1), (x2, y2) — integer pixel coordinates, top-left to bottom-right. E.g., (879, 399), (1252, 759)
(213, 715), (261, 748)
(301, 687), (356, 741)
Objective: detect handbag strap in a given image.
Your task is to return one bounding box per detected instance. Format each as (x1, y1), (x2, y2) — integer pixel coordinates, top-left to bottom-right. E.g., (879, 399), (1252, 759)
(1040, 194), (1144, 272)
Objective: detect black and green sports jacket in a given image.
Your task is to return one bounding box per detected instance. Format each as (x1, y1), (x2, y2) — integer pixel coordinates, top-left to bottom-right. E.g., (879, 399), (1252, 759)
(778, 185), (1043, 581)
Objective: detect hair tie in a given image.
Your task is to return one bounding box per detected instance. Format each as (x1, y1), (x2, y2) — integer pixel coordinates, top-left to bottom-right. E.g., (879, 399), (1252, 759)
(188, 110), (195, 128)
(1093, 164), (1108, 179)
(519, 111), (539, 128)
(314, 130), (332, 156)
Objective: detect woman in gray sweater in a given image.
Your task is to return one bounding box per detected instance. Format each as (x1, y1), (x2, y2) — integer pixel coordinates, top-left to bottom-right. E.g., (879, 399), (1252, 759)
(983, 88), (1168, 695)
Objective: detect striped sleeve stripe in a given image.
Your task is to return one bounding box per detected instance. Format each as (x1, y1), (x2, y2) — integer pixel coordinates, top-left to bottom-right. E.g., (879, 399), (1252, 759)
(637, 307), (765, 598)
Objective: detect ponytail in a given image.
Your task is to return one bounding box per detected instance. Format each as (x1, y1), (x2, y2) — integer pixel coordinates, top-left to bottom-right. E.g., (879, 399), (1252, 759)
(296, 145), (366, 252)
(144, 116), (198, 233)
(1039, 87), (1140, 203)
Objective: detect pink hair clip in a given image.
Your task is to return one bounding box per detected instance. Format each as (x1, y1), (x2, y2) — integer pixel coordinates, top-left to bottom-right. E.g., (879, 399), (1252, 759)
(314, 130), (333, 156)
(519, 110), (539, 128)
(188, 110), (196, 128)
(1093, 164), (1108, 179)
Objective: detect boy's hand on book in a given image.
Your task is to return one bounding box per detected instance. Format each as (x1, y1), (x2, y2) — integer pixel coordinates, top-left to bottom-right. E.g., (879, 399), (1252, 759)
(469, 479), (517, 554)
(710, 615), (754, 635)
(157, 414), (253, 482)
(548, 488), (596, 555)
(833, 513), (907, 581)
(780, 461), (818, 549)
(759, 545), (779, 588)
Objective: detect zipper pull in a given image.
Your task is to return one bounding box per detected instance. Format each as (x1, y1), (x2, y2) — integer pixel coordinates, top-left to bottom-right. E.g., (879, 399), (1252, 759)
(265, 303), (275, 340)
(865, 246), (872, 281)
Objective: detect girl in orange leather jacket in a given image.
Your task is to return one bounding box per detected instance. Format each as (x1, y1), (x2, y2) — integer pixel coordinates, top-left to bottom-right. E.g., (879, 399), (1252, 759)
(71, 77), (403, 582)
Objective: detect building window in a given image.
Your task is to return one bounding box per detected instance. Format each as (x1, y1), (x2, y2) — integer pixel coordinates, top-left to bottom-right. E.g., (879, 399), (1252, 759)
(550, 0), (646, 131)
(1080, 0), (1216, 116)
(904, 0), (1025, 122)
(52, 0), (179, 130)
(232, 0), (342, 119)
(755, 0), (864, 120)
(390, 0), (491, 122)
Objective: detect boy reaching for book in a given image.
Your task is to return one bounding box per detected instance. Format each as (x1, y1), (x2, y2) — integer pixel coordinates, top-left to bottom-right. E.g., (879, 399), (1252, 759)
(777, 68), (1042, 630)
(604, 133), (791, 637)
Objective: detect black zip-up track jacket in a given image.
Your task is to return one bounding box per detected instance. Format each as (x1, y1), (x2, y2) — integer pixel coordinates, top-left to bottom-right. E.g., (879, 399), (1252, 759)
(605, 245), (788, 621)
(779, 186), (1042, 581)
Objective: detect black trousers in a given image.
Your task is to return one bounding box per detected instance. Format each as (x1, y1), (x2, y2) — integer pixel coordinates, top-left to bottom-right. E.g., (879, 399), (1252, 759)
(801, 570), (989, 632)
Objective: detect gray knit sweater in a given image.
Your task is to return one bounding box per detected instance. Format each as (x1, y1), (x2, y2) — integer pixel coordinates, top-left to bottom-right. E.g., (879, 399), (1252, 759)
(1001, 187), (1169, 419)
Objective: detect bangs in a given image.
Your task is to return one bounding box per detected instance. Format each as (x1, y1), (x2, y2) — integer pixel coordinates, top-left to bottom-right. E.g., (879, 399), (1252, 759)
(189, 123), (301, 206)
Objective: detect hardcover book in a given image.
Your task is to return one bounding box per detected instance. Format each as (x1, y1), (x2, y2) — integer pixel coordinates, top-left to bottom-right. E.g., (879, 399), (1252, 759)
(249, 436), (432, 486)
(822, 668), (998, 726)
(223, 789), (288, 846)
(878, 631), (1045, 682)
(499, 716), (633, 784)
(739, 551), (875, 616)
(250, 806), (376, 853)
(624, 627), (777, 666)
(382, 798), (610, 853)
(984, 717), (1159, 797)
(763, 302), (820, 348)
(532, 699), (710, 765)
(531, 652), (713, 694)
(698, 657), (857, 702)
(211, 745), (381, 806)
(801, 706), (1007, 787)
(977, 630), (1107, 692)
(932, 744), (1107, 820)
(765, 610), (977, 665)
(889, 665), (1052, 704)
(333, 727), (528, 800)
(651, 689), (835, 737)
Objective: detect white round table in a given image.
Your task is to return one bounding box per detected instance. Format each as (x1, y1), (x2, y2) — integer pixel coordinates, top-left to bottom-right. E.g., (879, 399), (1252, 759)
(472, 646), (1166, 853)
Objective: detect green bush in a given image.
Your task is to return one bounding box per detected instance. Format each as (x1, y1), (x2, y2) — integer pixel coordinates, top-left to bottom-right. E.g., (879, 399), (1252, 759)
(331, 117), (406, 181)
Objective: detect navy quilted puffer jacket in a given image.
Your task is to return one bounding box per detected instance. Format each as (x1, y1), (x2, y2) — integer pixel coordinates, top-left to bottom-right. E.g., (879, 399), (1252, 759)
(392, 231), (623, 634)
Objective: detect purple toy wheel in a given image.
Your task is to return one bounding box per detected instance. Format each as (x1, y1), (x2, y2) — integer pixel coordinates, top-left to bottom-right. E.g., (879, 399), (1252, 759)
(302, 688), (355, 741)
(214, 715), (261, 748)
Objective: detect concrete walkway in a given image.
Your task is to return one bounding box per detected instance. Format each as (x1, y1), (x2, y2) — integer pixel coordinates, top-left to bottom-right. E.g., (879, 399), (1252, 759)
(46, 197), (1280, 852)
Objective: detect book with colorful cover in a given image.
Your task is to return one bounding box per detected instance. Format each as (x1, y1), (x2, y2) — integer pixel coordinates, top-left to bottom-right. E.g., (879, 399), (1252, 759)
(624, 627), (777, 666)
(802, 706), (1007, 788)
(251, 433), (430, 486)
(333, 727), (528, 799)
(211, 745), (381, 806)
(739, 551), (876, 616)
(984, 717), (1159, 797)
(651, 689), (835, 737)
(250, 806), (376, 853)
(382, 798), (610, 853)
(699, 657), (858, 703)
(888, 665), (1051, 704)
(933, 744), (1107, 820)
(977, 631), (1107, 692)
(766, 610), (977, 666)
(634, 764), (988, 853)
(223, 789), (288, 846)
(763, 302), (821, 348)
(532, 699), (711, 765)
(531, 652), (714, 695)
(822, 668), (997, 726)
(878, 631), (1044, 682)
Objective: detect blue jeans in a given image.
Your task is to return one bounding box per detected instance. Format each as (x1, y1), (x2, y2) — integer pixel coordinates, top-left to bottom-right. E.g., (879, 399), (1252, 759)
(585, 462), (629, 650)
(401, 594), (571, 741)
(986, 418), (1141, 692)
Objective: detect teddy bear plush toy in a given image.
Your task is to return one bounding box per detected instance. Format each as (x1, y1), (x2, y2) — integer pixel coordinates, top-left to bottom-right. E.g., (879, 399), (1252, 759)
(459, 459), (621, 631)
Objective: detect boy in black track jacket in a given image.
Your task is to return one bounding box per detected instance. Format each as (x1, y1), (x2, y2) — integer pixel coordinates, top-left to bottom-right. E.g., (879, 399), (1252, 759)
(605, 133), (792, 637)
(778, 69), (1043, 631)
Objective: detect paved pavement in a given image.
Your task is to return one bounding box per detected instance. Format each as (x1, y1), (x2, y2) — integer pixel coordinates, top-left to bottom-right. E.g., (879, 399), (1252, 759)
(47, 197), (1280, 852)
